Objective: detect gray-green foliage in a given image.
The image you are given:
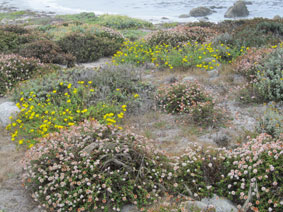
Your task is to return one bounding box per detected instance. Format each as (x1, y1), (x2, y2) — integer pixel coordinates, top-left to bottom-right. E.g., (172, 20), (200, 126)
(256, 104), (283, 138)
(13, 64), (155, 114)
(255, 48), (283, 102)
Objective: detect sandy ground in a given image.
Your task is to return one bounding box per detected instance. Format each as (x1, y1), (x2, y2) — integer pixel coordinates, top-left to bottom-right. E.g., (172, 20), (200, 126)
(0, 97), (40, 212)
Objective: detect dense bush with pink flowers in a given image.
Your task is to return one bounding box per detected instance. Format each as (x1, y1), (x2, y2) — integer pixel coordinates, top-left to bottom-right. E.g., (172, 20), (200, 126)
(218, 134), (283, 212)
(233, 47), (274, 79)
(157, 81), (223, 126)
(145, 26), (217, 47)
(0, 54), (44, 96)
(23, 120), (173, 211)
(173, 144), (225, 199)
(172, 134), (283, 212)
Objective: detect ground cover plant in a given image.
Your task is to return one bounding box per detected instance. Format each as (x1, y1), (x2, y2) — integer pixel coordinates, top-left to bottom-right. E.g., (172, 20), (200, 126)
(173, 144), (225, 199)
(7, 80), (127, 148)
(112, 40), (240, 71)
(233, 47), (274, 79)
(12, 65), (152, 111)
(0, 25), (39, 53)
(23, 120), (172, 211)
(213, 18), (283, 48)
(93, 14), (153, 29)
(55, 12), (97, 23)
(8, 65), (152, 147)
(256, 104), (283, 138)
(144, 25), (217, 47)
(218, 133), (283, 212)
(41, 23), (124, 42)
(255, 47), (283, 102)
(0, 11), (35, 21)
(157, 81), (223, 127)
(19, 39), (75, 66)
(231, 19), (283, 48)
(0, 54), (44, 96)
(1, 13), (283, 212)
(237, 45), (283, 103)
(39, 23), (124, 63)
(55, 13), (153, 29)
(57, 32), (121, 63)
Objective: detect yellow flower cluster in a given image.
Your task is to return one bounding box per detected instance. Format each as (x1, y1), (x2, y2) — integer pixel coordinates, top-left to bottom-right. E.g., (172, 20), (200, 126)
(112, 40), (241, 71)
(7, 81), (126, 148)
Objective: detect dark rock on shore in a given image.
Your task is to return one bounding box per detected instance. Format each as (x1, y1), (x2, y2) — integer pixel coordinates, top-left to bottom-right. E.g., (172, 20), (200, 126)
(210, 6), (225, 9)
(189, 7), (213, 17)
(224, 1), (249, 18)
(179, 14), (190, 18)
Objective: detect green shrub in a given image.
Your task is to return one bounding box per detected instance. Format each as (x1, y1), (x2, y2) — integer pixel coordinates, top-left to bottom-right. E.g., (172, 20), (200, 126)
(0, 11), (32, 21)
(56, 12), (97, 23)
(237, 85), (263, 104)
(12, 65), (154, 114)
(0, 25), (42, 53)
(121, 29), (149, 41)
(255, 47), (283, 101)
(212, 32), (234, 46)
(23, 120), (172, 210)
(7, 81), (127, 147)
(256, 21), (283, 37)
(256, 104), (283, 138)
(157, 81), (222, 126)
(95, 14), (153, 29)
(57, 33), (121, 63)
(0, 54), (44, 96)
(19, 40), (75, 66)
(113, 40), (223, 71)
(42, 23), (124, 42)
(231, 20), (283, 48)
(1, 25), (30, 34)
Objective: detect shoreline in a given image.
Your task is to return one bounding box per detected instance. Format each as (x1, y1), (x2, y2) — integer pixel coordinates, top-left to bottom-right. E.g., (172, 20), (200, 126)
(0, 0), (282, 25)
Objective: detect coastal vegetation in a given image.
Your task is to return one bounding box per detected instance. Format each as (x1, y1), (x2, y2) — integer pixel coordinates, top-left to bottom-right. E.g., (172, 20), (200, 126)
(0, 10), (282, 212)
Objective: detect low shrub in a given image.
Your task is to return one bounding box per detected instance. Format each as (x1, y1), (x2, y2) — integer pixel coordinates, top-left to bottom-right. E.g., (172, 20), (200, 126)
(213, 44), (243, 63)
(212, 32), (234, 46)
(57, 33), (122, 63)
(173, 144), (225, 199)
(23, 120), (172, 211)
(19, 40), (75, 66)
(94, 14), (153, 29)
(0, 54), (44, 96)
(121, 29), (149, 41)
(233, 47), (274, 79)
(56, 12), (97, 23)
(157, 81), (222, 126)
(231, 20), (283, 48)
(218, 133), (283, 212)
(145, 26), (217, 47)
(1, 25), (30, 34)
(113, 40), (224, 71)
(256, 104), (283, 138)
(237, 85), (263, 104)
(43, 23), (124, 42)
(13, 65), (153, 112)
(7, 81), (127, 147)
(0, 28), (37, 53)
(254, 47), (283, 102)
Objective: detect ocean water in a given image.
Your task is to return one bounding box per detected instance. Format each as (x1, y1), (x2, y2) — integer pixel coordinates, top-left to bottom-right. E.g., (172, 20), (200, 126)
(1, 0), (283, 23)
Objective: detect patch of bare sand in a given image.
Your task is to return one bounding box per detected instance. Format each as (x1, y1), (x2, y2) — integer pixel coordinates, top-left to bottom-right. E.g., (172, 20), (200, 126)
(0, 129), (40, 212)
